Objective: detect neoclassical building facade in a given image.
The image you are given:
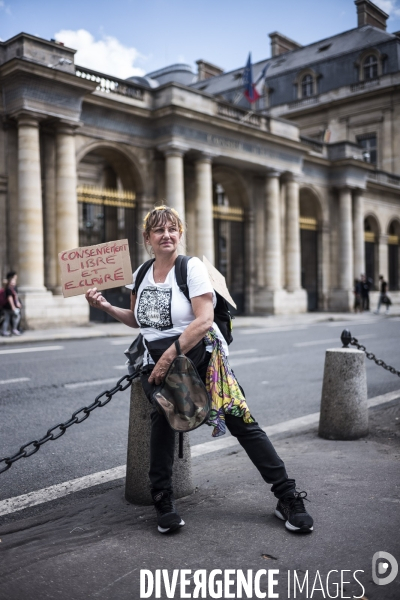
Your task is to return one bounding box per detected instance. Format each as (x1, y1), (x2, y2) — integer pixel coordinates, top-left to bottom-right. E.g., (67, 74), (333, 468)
(0, 0), (399, 327)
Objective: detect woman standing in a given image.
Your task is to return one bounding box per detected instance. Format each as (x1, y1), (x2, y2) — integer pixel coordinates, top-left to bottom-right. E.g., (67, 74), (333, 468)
(1, 271), (22, 337)
(85, 206), (313, 535)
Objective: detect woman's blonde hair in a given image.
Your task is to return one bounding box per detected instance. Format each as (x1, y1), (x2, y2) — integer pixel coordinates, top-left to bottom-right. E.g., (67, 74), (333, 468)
(142, 205), (184, 237)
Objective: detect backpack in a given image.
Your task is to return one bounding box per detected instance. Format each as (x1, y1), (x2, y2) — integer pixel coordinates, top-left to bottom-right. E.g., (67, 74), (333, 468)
(0, 288), (7, 309)
(133, 256), (234, 345)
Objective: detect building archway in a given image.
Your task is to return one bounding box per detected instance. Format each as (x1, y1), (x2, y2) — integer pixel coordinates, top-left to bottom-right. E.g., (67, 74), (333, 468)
(212, 167), (249, 314)
(388, 219), (400, 290)
(364, 215), (380, 289)
(77, 146), (141, 321)
(299, 187), (322, 311)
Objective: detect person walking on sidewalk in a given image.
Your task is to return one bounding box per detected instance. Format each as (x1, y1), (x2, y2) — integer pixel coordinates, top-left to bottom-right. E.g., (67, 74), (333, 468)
(1, 271), (22, 337)
(375, 275), (391, 314)
(360, 274), (370, 311)
(85, 206), (313, 535)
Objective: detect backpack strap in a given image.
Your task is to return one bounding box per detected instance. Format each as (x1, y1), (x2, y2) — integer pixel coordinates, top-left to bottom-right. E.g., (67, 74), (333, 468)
(174, 255), (191, 303)
(133, 258), (155, 295)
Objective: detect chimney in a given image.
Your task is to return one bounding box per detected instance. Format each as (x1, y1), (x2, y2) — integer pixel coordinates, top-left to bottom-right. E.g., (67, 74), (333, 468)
(355, 0), (388, 31)
(196, 59), (224, 81)
(269, 32), (302, 57)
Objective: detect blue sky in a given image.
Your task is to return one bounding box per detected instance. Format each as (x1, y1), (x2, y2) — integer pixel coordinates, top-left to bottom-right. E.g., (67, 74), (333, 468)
(1, 0), (400, 78)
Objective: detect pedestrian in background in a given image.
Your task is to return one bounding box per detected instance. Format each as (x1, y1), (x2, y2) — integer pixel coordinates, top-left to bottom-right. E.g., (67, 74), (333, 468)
(1, 271), (22, 337)
(360, 274), (370, 311)
(375, 275), (391, 314)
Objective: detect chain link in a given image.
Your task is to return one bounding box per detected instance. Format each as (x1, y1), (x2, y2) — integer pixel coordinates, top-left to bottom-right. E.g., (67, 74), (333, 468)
(349, 335), (400, 377)
(0, 373), (135, 474)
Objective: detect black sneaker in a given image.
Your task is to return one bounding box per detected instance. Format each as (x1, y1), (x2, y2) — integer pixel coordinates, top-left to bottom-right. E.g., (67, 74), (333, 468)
(275, 490), (313, 533)
(152, 490), (185, 534)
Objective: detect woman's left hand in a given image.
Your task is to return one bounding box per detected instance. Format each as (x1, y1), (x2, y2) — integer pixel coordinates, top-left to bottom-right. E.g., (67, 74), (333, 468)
(85, 288), (111, 311)
(148, 353), (173, 386)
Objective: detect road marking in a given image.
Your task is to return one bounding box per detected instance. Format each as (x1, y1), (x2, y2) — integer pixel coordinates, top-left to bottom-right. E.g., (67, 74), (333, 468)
(229, 355), (281, 367)
(228, 348), (257, 356)
(110, 339), (137, 346)
(65, 378), (119, 390)
(0, 377), (30, 385)
(0, 466), (126, 516)
(326, 319), (380, 327)
(0, 345), (64, 355)
(113, 365), (127, 370)
(1, 388), (399, 517)
(294, 334), (376, 347)
(368, 389), (400, 408)
(239, 326), (307, 335)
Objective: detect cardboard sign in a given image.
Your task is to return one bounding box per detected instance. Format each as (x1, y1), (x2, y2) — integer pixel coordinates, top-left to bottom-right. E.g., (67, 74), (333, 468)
(203, 255), (237, 309)
(58, 239), (133, 298)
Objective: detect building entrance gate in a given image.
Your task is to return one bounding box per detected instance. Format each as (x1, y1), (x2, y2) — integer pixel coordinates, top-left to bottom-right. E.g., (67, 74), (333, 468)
(78, 185), (137, 321)
(300, 217), (318, 311)
(213, 204), (245, 314)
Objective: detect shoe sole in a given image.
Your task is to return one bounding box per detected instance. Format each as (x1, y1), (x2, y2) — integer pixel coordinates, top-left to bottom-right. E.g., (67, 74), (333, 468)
(158, 519), (185, 534)
(274, 509), (313, 533)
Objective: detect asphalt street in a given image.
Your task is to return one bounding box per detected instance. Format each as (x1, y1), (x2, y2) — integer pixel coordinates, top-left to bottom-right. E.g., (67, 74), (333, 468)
(1, 314), (399, 506)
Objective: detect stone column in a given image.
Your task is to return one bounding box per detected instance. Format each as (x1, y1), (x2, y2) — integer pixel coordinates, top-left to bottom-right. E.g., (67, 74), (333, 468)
(17, 114), (46, 292)
(353, 189), (365, 280)
(285, 174), (301, 292)
(245, 208), (255, 314)
(163, 144), (187, 223)
(43, 133), (57, 291)
(0, 176), (7, 275)
(195, 154), (215, 264)
(137, 194), (153, 264)
(338, 187), (353, 290)
(265, 171), (282, 290)
(55, 123), (79, 290)
(255, 180), (265, 287)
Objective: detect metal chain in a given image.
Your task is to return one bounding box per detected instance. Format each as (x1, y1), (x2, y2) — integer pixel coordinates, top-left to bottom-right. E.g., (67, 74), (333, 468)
(341, 329), (400, 377)
(0, 373), (135, 475)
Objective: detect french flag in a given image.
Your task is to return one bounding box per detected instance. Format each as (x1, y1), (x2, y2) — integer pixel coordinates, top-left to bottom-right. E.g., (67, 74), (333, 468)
(243, 54), (270, 103)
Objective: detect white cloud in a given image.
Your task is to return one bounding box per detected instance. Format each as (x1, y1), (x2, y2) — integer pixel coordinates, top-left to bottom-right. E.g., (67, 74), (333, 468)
(373, 0), (400, 17)
(0, 0), (12, 15)
(54, 29), (145, 79)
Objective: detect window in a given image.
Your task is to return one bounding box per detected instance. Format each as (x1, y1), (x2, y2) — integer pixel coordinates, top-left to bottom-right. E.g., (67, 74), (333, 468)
(363, 55), (378, 80)
(357, 134), (377, 165)
(301, 74), (314, 98)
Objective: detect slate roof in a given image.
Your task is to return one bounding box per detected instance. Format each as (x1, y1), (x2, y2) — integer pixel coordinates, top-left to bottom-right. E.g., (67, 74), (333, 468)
(190, 25), (398, 95)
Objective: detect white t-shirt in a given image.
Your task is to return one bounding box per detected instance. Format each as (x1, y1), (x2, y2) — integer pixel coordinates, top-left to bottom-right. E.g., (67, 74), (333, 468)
(131, 257), (228, 364)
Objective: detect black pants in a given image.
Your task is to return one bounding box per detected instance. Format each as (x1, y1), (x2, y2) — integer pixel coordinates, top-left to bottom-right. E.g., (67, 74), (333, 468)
(140, 350), (295, 500)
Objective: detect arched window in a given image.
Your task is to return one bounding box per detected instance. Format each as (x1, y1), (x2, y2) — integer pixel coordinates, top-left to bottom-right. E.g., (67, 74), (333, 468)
(301, 74), (314, 98)
(363, 55), (378, 80)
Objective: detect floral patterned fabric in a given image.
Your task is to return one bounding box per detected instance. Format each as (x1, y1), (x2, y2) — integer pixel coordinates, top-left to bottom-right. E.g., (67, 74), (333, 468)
(204, 328), (255, 437)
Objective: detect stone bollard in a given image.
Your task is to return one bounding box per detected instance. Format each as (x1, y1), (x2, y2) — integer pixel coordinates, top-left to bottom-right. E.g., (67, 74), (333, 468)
(319, 347), (368, 440)
(125, 378), (194, 505)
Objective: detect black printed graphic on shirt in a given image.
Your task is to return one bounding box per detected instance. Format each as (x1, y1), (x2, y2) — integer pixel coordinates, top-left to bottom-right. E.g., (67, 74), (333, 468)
(137, 286), (173, 330)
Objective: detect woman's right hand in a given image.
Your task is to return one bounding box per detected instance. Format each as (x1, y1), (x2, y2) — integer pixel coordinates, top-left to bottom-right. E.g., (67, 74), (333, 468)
(85, 288), (111, 312)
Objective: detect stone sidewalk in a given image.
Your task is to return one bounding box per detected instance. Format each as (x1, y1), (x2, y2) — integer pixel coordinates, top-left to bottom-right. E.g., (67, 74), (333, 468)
(0, 399), (399, 600)
(1, 309), (399, 345)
